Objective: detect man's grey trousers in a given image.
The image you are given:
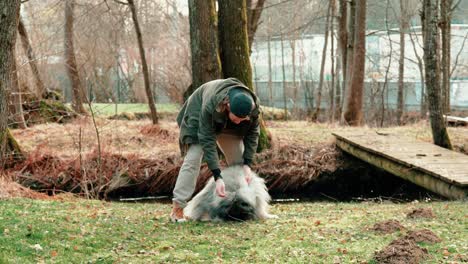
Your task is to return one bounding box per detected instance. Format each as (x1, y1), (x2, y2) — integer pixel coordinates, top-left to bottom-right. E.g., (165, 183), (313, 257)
(172, 133), (244, 207)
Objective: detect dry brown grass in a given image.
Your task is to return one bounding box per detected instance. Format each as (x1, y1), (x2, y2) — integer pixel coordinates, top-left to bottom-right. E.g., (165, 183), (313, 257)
(0, 177), (49, 200)
(11, 116), (180, 159)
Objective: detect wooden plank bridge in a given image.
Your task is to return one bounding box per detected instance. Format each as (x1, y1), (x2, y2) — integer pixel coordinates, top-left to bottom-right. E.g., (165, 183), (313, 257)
(333, 131), (468, 199)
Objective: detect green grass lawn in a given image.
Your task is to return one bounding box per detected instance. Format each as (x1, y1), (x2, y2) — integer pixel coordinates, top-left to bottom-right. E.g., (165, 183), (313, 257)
(0, 198), (466, 263)
(83, 103), (180, 117)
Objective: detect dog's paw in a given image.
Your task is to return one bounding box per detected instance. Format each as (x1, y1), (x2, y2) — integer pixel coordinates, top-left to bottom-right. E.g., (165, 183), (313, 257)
(266, 214), (279, 219)
(258, 213), (278, 220)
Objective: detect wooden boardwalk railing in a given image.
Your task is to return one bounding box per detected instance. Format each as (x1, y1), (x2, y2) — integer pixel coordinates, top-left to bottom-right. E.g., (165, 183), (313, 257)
(333, 131), (467, 199)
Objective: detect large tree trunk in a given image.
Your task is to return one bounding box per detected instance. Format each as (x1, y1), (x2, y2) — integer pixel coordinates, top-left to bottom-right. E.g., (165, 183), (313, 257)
(128, 0), (158, 124)
(397, 0), (409, 125)
(422, 0), (452, 149)
(186, 0), (222, 99)
(218, 0), (253, 88)
(440, 0), (451, 113)
(341, 0), (356, 123)
(218, 0), (270, 152)
(64, 0), (87, 114)
(312, 1), (332, 121)
(343, 0), (366, 126)
(18, 16), (47, 98)
(0, 0), (24, 168)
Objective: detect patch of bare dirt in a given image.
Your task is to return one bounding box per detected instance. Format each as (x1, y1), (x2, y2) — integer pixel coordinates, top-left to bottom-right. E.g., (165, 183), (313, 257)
(371, 220), (405, 234)
(374, 238), (428, 264)
(403, 229), (441, 243)
(406, 208), (435, 219)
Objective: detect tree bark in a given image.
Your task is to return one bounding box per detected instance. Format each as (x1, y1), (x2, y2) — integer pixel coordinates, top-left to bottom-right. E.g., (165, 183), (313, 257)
(341, 0), (356, 122)
(0, 0), (24, 168)
(440, 0), (451, 113)
(218, 0), (270, 151)
(128, 0), (158, 124)
(343, 0), (366, 126)
(18, 16), (47, 98)
(218, 0), (253, 88)
(337, 0), (348, 81)
(397, 0), (409, 125)
(330, 0), (336, 122)
(337, 0), (347, 118)
(64, 0), (87, 114)
(312, 1), (332, 121)
(186, 0), (222, 100)
(422, 0), (452, 149)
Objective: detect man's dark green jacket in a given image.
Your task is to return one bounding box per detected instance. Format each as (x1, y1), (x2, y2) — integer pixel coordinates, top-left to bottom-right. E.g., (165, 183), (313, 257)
(176, 78), (260, 174)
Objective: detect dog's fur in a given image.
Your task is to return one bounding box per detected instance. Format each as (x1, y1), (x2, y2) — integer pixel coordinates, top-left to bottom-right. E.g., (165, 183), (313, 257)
(184, 166), (277, 221)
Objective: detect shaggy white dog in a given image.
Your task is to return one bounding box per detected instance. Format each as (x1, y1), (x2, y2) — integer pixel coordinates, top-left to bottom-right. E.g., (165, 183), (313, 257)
(184, 166), (277, 221)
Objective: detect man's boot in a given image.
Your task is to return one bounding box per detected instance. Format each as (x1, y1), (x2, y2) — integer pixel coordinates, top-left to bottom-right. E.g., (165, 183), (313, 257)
(170, 201), (186, 223)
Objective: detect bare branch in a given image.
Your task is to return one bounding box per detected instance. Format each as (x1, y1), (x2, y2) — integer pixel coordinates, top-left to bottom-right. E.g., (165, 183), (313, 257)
(451, 0), (462, 12)
(450, 32), (468, 77)
(113, 0), (128, 5)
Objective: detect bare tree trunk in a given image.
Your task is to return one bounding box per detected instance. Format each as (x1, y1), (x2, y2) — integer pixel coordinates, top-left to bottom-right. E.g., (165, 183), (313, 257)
(422, 0), (452, 149)
(267, 35), (273, 106)
(330, 0), (336, 122)
(337, 0), (347, 118)
(219, 0), (270, 151)
(0, 0), (23, 167)
(343, 0), (366, 126)
(334, 56), (342, 122)
(338, 0), (348, 89)
(128, 0), (158, 124)
(219, 0), (253, 88)
(397, 0), (408, 125)
(290, 39), (297, 110)
(9, 47), (26, 129)
(187, 0), (222, 98)
(341, 0), (356, 122)
(247, 0), (266, 53)
(64, 0), (87, 114)
(312, 1), (332, 121)
(440, 0), (451, 113)
(18, 16), (46, 98)
(280, 34), (288, 121)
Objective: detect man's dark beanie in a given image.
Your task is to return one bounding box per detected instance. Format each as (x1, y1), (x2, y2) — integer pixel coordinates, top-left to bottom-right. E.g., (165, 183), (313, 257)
(228, 88), (253, 118)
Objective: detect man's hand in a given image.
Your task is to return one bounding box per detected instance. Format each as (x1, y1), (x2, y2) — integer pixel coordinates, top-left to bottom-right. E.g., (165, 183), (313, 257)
(215, 178), (226, 197)
(243, 165), (253, 184)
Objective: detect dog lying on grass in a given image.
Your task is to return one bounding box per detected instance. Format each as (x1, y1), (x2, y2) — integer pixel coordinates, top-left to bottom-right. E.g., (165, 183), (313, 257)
(184, 166), (277, 221)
